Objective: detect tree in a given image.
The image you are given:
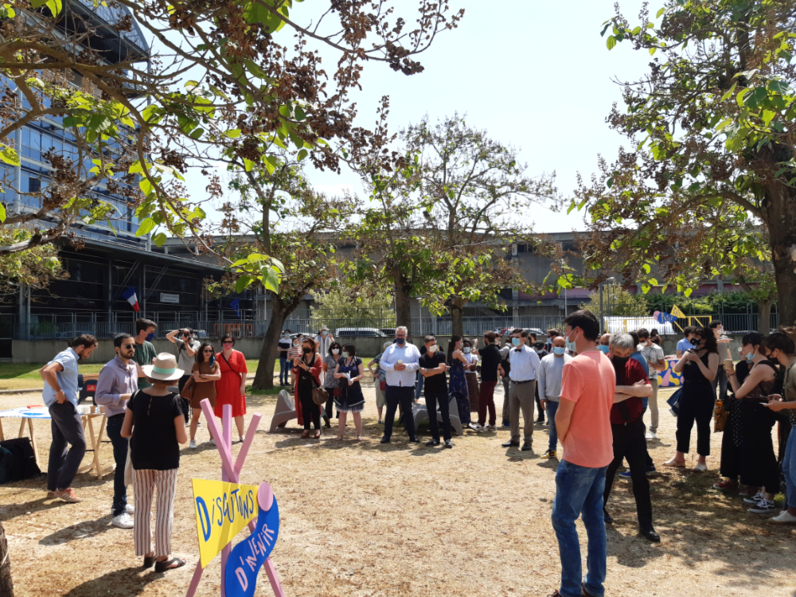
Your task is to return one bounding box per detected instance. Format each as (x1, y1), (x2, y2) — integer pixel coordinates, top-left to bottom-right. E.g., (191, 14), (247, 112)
(402, 115), (556, 336)
(310, 286), (395, 330)
(579, 284), (650, 319)
(0, 0), (464, 266)
(218, 153), (357, 390)
(0, 228), (62, 297)
(566, 1), (796, 328)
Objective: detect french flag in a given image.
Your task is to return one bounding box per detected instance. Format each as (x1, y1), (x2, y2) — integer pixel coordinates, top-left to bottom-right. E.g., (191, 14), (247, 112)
(122, 287), (140, 312)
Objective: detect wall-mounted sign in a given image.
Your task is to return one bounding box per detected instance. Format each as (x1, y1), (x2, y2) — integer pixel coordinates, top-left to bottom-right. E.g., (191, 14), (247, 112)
(160, 293), (180, 304)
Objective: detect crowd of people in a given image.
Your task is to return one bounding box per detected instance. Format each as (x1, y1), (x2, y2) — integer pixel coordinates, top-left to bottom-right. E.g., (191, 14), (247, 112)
(36, 312), (796, 593)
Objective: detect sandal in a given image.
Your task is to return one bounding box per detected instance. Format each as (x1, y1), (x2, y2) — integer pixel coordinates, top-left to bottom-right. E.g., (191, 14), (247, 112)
(663, 458), (686, 468)
(143, 554), (156, 569)
(155, 557), (186, 572)
(314, 429), (321, 439)
(356, 436), (363, 441)
(336, 435), (344, 441)
(301, 430), (310, 439)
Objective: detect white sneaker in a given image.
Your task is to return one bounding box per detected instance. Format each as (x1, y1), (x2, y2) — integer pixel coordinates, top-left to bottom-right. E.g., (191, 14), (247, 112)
(189, 440), (197, 449)
(207, 438), (215, 445)
(112, 512), (134, 529)
(645, 431), (657, 440)
(769, 510), (796, 525)
(125, 504), (134, 515)
(468, 423), (482, 432)
(693, 462), (707, 473)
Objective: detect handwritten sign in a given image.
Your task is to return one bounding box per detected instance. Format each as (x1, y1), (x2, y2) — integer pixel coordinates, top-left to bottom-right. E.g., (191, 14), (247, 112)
(192, 479), (260, 568)
(225, 483), (280, 597)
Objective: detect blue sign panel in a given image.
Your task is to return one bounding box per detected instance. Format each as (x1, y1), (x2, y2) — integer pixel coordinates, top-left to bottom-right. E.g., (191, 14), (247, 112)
(224, 495), (280, 597)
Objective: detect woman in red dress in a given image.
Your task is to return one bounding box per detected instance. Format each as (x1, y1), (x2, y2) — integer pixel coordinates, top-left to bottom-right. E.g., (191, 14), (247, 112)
(214, 334), (248, 442)
(293, 336), (323, 438)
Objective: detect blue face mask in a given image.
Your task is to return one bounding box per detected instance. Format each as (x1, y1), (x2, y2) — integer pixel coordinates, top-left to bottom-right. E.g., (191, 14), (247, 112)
(745, 351), (755, 362)
(146, 332), (155, 342)
(342, 351), (349, 359)
(322, 331), (328, 336)
(463, 347), (471, 354)
(512, 338), (521, 347)
(553, 346), (566, 356)
(566, 341), (576, 353)
(395, 338), (406, 346)
(599, 345), (610, 354)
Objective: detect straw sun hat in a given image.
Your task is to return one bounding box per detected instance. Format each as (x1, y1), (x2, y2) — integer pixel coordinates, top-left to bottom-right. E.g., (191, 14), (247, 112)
(142, 353), (184, 382)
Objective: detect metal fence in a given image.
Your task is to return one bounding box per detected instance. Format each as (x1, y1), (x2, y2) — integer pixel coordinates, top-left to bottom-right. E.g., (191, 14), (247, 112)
(12, 310), (781, 340)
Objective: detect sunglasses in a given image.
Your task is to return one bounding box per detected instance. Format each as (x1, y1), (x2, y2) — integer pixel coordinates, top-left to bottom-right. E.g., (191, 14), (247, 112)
(122, 344), (135, 349)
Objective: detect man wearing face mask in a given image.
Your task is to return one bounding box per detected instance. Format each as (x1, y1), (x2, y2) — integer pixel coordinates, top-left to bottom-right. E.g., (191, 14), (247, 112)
(501, 329), (540, 451)
(637, 328), (666, 440)
(133, 318), (158, 389)
(599, 333), (611, 355)
(419, 335), (452, 447)
(380, 326), (422, 443)
(602, 333), (659, 542)
(314, 325), (334, 378)
(538, 337), (572, 459)
(277, 329), (292, 386)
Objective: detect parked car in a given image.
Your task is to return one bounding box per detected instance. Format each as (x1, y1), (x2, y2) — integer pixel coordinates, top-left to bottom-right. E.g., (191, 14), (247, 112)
(380, 328), (396, 337)
(335, 327), (387, 338)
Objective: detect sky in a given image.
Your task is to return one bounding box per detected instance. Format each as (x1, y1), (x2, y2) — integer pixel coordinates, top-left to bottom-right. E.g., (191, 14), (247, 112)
(156, 0), (654, 233)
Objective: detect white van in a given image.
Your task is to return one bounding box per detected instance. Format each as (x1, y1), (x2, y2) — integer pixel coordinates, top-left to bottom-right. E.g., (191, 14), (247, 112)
(334, 327), (388, 338)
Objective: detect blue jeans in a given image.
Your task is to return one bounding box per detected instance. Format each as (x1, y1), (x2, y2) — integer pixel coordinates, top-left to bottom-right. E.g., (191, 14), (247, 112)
(415, 372), (424, 402)
(552, 460), (608, 597)
(784, 429), (796, 508)
(105, 415), (128, 516)
(279, 356), (288, 385)
(546, 401), (559, 452)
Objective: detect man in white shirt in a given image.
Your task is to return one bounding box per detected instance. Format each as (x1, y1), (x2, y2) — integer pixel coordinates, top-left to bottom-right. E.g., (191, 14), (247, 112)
(538, 336), (573, 459)
(637, 328), (666, 439)
(501, 328), (541, 452)
(379, 326), (421, 444)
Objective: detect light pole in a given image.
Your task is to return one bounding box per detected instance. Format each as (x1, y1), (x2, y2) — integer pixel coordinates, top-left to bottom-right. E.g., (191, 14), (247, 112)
(598, 277), (616, 334)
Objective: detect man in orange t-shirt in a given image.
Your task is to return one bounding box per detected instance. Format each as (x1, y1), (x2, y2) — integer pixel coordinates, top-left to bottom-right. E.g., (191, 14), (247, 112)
(548, 309), (615, 597)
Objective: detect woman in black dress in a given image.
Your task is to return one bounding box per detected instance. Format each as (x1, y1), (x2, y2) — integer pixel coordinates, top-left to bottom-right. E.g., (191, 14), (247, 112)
(333, 344), (366, 440)
(664, 326), (719, 472)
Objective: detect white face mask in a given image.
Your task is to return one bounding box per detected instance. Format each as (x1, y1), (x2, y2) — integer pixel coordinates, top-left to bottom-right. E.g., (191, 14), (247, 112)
(463, 347), (471, 354)
(332, 348), (339, 355)
(427, 345), (437, 353)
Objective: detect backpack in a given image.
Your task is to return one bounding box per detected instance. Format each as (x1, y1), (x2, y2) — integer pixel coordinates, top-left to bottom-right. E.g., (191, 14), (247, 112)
(0, 438), (41, 483)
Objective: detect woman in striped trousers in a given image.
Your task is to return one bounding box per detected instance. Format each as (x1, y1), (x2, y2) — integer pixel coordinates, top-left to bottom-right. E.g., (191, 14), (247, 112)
(122, 353), (188, 572)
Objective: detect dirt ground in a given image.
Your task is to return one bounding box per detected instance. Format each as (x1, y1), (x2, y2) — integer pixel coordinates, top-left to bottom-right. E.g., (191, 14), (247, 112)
(1, 381), (795, 597)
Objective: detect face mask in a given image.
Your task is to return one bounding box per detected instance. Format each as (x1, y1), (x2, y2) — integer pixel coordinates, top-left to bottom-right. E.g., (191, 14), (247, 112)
(302, 347), (312, 354)
(612, 355), (630, 369)
(427, 345), (437, 354)
(745, 351), (755, 362)
(463, 347), (471, 354)
(332, 348), (339, 355)
(690, 337), (699, 346)
(553, 346), (566, 356)
(283, 333), (289, 338)
(395, 338), (406, 346)
(566, 341), (576, 353)
(599, 345), (610, 354)
(342, 351), (349, 359)
(146, 333), (155, 342)
(293, 342), (299, 347)
(512, 338), (521, 347)
(322, 331), (328, 336)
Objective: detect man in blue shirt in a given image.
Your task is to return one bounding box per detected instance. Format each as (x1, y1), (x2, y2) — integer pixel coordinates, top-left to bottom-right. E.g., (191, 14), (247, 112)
(40, 334), (98, 503)
(379, 327), (421, 444)
(676, 326), (697, 358)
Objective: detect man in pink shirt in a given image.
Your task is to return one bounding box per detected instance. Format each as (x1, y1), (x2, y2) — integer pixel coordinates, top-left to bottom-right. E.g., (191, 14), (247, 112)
(548, 309), (615, 597)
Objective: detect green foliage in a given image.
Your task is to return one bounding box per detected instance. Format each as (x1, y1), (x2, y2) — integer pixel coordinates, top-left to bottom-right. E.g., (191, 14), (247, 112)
(310, 287), (395, 330)
(0, 228), (62, 296)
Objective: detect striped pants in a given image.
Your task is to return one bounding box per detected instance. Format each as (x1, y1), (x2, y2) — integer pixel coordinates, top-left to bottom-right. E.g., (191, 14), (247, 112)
(133, 468), (179, 558)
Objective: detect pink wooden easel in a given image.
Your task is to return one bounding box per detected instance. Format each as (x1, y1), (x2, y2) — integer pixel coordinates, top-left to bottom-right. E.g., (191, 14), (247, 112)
(185, 401), (285, 597)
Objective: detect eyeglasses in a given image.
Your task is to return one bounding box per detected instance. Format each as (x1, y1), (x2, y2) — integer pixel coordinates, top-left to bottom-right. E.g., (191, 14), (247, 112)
(122, 344), (135, 349)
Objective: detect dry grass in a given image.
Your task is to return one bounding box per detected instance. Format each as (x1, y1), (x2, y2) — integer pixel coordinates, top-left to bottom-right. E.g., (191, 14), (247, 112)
(1, 382), (796, 597)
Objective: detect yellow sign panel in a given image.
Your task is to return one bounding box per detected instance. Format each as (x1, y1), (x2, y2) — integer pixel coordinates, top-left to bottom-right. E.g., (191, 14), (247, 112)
(192, 478), (260, 568)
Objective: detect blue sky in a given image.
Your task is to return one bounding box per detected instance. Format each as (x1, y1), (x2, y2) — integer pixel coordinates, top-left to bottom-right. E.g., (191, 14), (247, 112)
(172, 0), (654, 233)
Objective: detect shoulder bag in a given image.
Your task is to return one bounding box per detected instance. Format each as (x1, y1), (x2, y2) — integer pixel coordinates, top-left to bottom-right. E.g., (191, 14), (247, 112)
(307, 357), (328, 405)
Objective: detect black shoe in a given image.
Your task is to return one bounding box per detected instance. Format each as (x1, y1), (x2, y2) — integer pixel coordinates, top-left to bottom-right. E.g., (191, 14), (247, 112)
(425, 439), (440, 447)
(639, 526), (661, 542)
(603, 509), (614, 524)
(444, 440), (453, 448)
(536, 417), (545, 424)
(409, 437), (420, 443)
(380, 437), (390, 444)
(502, 441), (520, 448)
(521, 442), (532, 451)
(581, 582), (598, 597)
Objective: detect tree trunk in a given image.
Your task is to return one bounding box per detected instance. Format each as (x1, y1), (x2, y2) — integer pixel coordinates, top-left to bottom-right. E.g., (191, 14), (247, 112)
(252, 298), (289, 390)
(758, 301), (773, 336)
(451, 298), (467, 338)
(765, 183), (796, 328)
(0, 521), (13, 597)
(392, 266), (413, 334)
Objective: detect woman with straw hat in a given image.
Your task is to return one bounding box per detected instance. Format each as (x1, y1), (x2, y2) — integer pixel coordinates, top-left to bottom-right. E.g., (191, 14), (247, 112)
(121, 353), (187, 572)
